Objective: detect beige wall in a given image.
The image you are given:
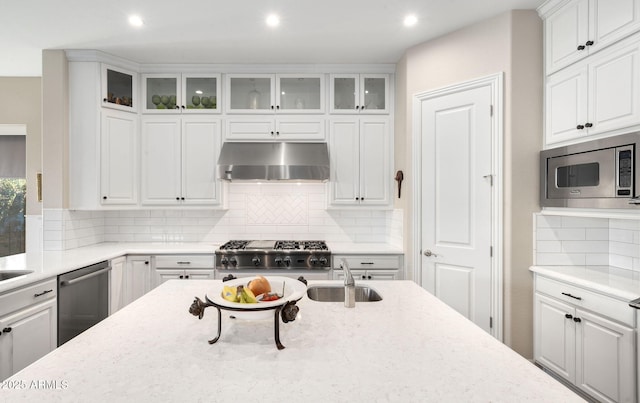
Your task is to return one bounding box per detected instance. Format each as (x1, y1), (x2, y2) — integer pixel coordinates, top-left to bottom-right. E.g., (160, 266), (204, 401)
(41, 50), (69, 209)
(395, 10), (542, 358)
(0, 77), (42, 216)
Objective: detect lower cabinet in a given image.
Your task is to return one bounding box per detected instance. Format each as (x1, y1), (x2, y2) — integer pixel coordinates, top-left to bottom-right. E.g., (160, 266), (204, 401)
(0, 279), (57, 381)
(153, 255), (215, 287)
(534, 275), (635, 403)
(331, 254), (403, 280)
(109, 256), (126, 315)
(125, 255), (153, 305)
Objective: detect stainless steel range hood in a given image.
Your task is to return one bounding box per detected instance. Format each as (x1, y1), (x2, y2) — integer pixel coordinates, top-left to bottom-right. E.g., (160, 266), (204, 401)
(217, 142), (330, 182)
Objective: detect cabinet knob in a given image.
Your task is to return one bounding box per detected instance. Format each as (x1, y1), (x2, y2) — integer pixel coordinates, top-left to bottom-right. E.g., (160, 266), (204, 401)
(181, 105), (185, 109)
(577, 45), (586, 51)
(565, 313), (573, 319)
(103, 196), (107, 200)
(355, 106), (360, 110)
(179, 275), (184, 279)
(270, 131), (274, 136)
(176, 197), (180, 201)
(361, 275), (366, 279)
(3, 327), (11, 333)
(276, 105), (280, 110)
(181, 197), (185, 201)
(367, 275), (372, 280)
(355, 197), (360, 201)
(185, 275), (189, 279)
(585, 40), (594, 46)
(145, 261), (149, 265)
(584, 123), (593, 128)
(175, 105), (180, 109)
(361, 105), (365, 110)
(573, 317), (582, 323)
(103, 98), (108, 102)
(271, 105), (274, 110)
(276, 131), (280, 136)
(576, 125), (585, 130)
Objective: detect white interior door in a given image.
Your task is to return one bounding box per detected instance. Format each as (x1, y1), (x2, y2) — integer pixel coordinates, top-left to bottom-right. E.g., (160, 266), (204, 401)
(420, 83), (494, 334)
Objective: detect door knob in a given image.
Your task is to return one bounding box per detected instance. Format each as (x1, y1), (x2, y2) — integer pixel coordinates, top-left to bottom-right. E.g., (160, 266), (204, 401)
(423, 250), (438, 257)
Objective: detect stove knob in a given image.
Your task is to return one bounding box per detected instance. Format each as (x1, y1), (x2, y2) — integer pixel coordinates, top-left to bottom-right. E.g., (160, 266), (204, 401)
(319, 257), (328, 266)
(229, 257), (238, 266)
(309, 256), (319, 265)
(220, 257), (229, 265)
(274, 256), (283, 265)
(283, 257), (291, 267)
(252, 256), (261, 266)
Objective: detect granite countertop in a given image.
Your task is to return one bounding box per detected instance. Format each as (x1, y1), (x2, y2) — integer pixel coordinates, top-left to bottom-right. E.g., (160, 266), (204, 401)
(1, 279), (581, 402)
(0, 242), (404, 294)
(530, 265), (640, 301)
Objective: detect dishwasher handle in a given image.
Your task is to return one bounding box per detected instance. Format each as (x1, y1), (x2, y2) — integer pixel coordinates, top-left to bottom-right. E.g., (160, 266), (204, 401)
(60, 267), (111, 287)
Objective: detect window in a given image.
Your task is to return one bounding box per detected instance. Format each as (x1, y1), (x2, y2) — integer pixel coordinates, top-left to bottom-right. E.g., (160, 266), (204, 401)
(0, 132), (26, 257)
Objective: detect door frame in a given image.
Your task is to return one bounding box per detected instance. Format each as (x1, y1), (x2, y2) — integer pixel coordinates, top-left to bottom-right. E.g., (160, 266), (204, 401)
(411, 73), (504, 340)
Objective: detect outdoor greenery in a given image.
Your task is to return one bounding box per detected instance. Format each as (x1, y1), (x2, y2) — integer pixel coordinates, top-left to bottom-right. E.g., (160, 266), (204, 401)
(0, 178), (26, 257)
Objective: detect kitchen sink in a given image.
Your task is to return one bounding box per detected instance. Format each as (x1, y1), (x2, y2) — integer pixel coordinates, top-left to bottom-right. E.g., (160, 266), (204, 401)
(0, 270), (33, 281)
(306, 285), (383, 302)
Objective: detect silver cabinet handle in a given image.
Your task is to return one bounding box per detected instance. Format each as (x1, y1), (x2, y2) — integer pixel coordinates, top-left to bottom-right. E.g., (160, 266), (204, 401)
(423, 250), (438, 257)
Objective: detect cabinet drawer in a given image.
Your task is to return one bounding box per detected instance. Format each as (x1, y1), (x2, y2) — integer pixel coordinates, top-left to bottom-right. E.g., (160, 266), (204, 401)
(332, 255), (401, 270)
(0, 279), (57, 317)
(536, 276), (634, 326)
(155, 255), (214, 269)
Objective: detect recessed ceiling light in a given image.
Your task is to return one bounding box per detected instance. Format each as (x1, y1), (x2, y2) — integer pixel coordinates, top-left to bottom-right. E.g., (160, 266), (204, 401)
(403, 14), (418, 27)
(266, 14), (280, 27)
(128, 15), (144, 27)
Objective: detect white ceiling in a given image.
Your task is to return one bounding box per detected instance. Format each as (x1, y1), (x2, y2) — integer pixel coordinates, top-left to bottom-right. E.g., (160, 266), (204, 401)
(0, 0), (545, 77)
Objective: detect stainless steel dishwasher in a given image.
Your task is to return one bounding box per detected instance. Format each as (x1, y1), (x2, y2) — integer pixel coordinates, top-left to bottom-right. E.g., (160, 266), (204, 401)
(57, 260), (110, 346)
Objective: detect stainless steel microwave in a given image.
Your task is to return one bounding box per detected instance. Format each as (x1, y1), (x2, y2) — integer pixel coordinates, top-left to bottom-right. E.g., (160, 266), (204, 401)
(540, 132), (640, 208)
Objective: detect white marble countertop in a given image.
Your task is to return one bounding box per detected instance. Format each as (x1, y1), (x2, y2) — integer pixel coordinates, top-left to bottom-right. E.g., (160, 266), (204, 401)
(1, 279), (581, 402)
(530, 265), (640, 301)
(0, 242), (404, 294)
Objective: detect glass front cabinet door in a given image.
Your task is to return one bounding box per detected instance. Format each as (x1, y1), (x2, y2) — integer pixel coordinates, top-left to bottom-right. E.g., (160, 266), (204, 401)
(330, 74), (388, 114)
(101, 64), (137, 112)
(225, 74), (324, 114)
(142, 73), (221, 114)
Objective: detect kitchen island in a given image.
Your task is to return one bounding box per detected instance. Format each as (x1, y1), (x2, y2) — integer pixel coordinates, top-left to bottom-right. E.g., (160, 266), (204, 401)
(1, 280), (582, 402)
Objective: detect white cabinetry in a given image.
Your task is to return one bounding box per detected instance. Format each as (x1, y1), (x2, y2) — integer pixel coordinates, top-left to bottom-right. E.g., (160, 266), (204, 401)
(100, 110), (138, 204)
(328, 118), (391, 207)
(533, 275), (635, 403)
(225, 74), (324, 114)
(329, 74), (389, 114)
(225, 117), (325, 141)
(141, 116), (222, 206)
(109, 256), (126, 315)
(101, 64), (137, 112)
(545, 31), (640, 145)
(332, 255), (403, 280)
(141, 73), (221, 114)
(542, 0), (640, 73)
(0, 279), (57, 381)
(153, 255), (215, 287)
(125, 256), (152, 305)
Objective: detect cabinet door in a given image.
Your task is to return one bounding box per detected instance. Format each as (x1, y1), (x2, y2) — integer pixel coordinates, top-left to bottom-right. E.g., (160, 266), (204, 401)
(359, 118), (390, 205)
(154, 269), (184, 288)
(545, 0), (590, 73)
(142, 74), (181, 113)
(276, 74), (325, 113)
(330, 74), (359, 113)
(360, 74), (389, 114)
(590, 0), (640, 54)
(185, 270), (215, 280)
(141, 117), (182, 204)
(126, 256), (152, 304)
(364, 270), (399, 280)
(0, 299), (56, 381)
(574, 309), (635, 403)
(276, 117), (325, 141)
(333, 269), (366, 281)
(533, 293), (576, 383)
(587, 35), (640, 135)
(225, 118), (275, 140)
(545, 64), (589, 145)
(101, 110), (138, 204)
(181, 74), (221, 114)
(226, 74), (275, 113)
(109, 256), (126, 315)
(182, 118), (221, 205)
(101, 64), (137, 112)
(329, 119), (360, 205)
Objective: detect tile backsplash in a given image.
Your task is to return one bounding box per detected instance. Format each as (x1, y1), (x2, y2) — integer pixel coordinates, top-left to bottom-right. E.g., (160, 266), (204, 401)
(534, 214), (640, 270)
(44, 183), (403, 251)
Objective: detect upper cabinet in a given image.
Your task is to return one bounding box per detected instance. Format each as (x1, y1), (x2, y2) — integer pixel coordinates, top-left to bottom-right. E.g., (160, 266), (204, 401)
(329, 74), (389, 114)
(141, 73), (221, 114)
(101, 64), (137, 112)
(542, 0), (640, 74)
(225, 74), (325, 114)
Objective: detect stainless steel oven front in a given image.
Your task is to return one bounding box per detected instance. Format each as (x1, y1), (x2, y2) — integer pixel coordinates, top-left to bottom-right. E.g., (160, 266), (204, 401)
(541, 132), (640, 208)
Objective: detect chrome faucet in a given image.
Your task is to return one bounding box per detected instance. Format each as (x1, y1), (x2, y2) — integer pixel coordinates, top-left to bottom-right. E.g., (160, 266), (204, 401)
(341, 259), (355, 308)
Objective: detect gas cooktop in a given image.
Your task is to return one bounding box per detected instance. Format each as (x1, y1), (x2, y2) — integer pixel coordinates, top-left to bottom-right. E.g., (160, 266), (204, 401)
(215, 240), (331, 270)
(218, 240), (329, 251)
